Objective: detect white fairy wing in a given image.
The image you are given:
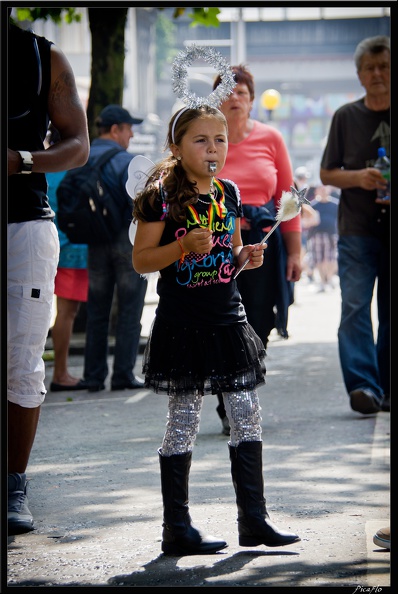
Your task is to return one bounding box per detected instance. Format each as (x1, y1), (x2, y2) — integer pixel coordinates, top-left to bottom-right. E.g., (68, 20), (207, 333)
(128, 220), (138, 245)
(126, 155), (155, 246)
(125, 155), (155, 198)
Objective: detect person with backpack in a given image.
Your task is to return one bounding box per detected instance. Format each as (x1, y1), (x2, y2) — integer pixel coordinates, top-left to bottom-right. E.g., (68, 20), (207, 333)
(77, 105), (148, 392)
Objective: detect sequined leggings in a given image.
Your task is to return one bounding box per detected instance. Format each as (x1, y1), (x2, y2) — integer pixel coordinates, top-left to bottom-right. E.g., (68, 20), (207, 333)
(161, 390), (262, 456)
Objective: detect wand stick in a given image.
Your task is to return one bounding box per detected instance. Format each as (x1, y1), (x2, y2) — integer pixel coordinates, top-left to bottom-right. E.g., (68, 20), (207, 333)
(233, 186), (310, 279)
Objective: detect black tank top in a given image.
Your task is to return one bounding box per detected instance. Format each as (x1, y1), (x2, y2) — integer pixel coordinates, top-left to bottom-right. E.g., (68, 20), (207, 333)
(8, 24), (54, 222)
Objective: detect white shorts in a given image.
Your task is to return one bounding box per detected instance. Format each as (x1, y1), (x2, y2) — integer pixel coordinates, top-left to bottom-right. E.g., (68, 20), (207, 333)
(7, 220), (59, 407)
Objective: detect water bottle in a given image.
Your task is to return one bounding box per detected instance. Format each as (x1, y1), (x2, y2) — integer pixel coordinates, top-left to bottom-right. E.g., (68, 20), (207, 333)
(374, 147), (390, 201)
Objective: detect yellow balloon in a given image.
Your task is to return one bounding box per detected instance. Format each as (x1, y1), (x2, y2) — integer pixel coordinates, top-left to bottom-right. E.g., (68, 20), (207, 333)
(261, 89), (281, 111)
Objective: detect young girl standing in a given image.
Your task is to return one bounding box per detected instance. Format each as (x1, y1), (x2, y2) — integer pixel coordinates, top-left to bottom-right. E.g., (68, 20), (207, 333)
(132, 105), (300, 556)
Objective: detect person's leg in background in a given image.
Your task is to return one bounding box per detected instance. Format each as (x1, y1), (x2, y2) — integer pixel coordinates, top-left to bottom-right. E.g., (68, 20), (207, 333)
(50, 296), (82, 387)
(216, 392), (230, 435)
(83, 243), (115, 390)
(338, 236), (383, 413)
(7, 220), (59, 534)
(111, 232), (147, 390)
(236, 259), (277, 348)
(50, 267), (89, 390)
(325, 233), (338, 287)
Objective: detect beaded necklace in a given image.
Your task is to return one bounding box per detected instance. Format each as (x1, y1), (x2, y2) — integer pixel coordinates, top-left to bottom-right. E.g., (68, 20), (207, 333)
(197, 196), (212, 204)
(188, 178), (227, 230)
(196, 178), (226, 211)
(197, 178), (216, 205)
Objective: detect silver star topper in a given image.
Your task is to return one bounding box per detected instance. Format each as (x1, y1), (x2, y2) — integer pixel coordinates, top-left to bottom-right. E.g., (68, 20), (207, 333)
(290, 185), (311, 206)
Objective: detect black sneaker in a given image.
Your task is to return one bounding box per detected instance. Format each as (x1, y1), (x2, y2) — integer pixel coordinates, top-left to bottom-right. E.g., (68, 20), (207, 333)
(8, 473), (34, 535)
(111, 377), (145, 391)
(349, 389), (381, 414)
(87, 383), (105, 392)
(72, 380), (105, 392)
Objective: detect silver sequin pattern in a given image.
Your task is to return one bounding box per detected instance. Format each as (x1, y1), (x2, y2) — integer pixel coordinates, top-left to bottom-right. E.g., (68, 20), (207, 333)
(223, 390), (262, 446)
(161, 393), (203, 456)
(160, 390), (262, 455)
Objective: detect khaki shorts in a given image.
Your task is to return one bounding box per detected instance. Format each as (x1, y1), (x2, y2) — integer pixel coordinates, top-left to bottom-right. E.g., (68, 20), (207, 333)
(7, 220), (59, 407)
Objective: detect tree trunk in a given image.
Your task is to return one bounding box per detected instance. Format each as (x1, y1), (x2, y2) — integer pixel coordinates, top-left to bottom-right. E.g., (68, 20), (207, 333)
(87, 7), (128, 140)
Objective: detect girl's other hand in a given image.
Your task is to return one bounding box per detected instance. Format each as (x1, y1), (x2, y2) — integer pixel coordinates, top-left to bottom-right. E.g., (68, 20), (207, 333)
(183, 228), (213, 254)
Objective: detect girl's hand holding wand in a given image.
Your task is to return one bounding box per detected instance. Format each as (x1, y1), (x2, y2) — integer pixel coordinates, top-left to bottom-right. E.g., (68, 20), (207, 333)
(233, 186), (310, 278)
(237, 242), (266, 271)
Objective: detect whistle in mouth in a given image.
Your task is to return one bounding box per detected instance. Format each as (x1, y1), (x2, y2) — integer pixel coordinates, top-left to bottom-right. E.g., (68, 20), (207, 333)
(209, 162), (217, 173)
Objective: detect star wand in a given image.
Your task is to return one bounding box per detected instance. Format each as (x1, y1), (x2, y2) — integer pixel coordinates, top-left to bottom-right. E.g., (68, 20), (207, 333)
(233, 186), (310, 279)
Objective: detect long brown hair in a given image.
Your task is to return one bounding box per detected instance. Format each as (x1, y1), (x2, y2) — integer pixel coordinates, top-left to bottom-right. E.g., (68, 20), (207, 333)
(133, 106), (228, 223)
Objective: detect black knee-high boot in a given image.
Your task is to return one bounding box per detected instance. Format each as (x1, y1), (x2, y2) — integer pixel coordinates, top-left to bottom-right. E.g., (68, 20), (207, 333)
(229, 441), (300, 547)
(159, 449), (228, 555)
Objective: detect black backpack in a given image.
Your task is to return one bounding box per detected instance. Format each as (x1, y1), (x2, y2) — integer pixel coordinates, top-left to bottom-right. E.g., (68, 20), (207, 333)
(56, 147), (124, 244)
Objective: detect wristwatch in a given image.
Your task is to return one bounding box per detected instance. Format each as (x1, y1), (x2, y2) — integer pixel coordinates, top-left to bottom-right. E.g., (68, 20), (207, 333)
(17, 150), (33, 174)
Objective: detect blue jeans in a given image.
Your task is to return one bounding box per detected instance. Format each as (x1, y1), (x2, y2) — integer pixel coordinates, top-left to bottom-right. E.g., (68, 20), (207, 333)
(84, 229), (147, 385)
(337, 235), (390, 400)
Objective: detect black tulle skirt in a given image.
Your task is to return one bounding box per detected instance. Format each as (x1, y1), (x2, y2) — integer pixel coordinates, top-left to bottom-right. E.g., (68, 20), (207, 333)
(142, 316), (266, 396)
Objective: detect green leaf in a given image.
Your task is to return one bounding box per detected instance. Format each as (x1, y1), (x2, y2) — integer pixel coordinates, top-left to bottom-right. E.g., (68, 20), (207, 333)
(188, 8), (221, 28)
(16, 8), (34, 21)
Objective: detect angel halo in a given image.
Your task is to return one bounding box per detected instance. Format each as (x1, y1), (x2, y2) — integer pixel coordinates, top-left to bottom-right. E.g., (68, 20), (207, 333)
(171, 44), (236, 142)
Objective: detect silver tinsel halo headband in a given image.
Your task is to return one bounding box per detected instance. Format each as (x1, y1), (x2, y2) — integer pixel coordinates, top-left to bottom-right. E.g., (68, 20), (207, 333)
(171, 45), (236, 143)
(171, 44), (236, 109)
(171, 45), (236, 109)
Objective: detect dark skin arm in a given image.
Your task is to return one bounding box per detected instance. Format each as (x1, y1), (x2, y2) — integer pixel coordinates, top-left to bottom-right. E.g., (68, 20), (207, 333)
(7, 44), (90, 475)
(8, 44), (89, 176)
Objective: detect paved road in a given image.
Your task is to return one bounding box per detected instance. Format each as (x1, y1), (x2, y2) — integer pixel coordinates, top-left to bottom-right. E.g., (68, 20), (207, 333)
(6, 278), (391, 589)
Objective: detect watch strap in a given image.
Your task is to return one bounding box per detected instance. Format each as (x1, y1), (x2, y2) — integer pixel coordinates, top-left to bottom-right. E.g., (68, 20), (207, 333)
(17, 150), (33, 174)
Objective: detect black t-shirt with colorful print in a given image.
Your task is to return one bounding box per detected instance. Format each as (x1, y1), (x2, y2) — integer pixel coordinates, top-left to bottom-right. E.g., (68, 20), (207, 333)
(142, 178), (246, 326)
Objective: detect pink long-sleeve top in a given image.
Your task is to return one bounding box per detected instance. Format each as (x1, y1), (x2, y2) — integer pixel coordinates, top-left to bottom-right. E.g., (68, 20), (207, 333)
(218, 120), (301, 233)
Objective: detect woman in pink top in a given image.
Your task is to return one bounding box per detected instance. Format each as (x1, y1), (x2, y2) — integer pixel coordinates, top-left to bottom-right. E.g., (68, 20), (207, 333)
(213, 65), (302, 434)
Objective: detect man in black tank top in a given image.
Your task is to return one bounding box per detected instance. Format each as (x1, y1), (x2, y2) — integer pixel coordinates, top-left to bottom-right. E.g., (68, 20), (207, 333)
(7, 9), (89, 535)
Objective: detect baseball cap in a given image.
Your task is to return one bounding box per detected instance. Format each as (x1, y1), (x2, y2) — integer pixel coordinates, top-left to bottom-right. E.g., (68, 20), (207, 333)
(96, 104), (143, 127)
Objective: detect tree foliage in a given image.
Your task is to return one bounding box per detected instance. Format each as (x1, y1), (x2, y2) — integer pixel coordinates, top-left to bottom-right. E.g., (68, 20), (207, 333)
(158, 7), (221, 27)
(14, 7), (81, 25)
(13, 6), (221, 30)
(11, 6), (221, 136)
